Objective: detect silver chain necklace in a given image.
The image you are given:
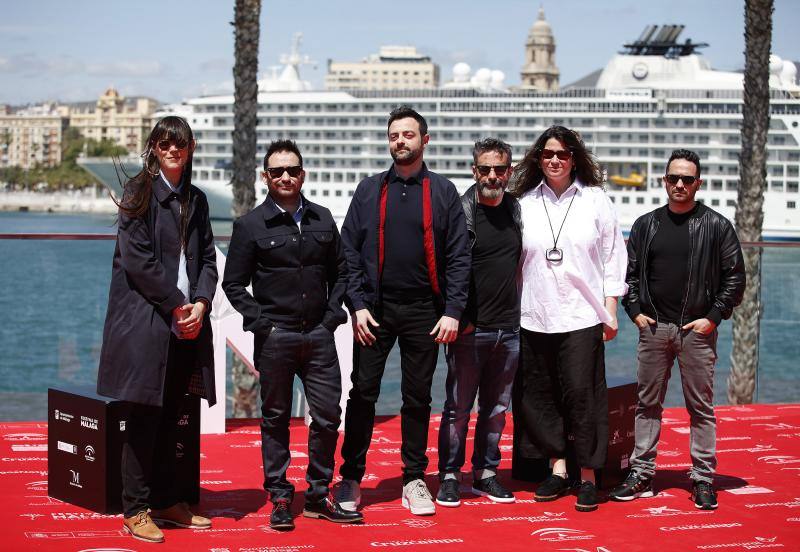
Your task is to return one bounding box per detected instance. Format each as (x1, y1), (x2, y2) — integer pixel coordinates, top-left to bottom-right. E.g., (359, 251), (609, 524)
(541, 186), (577, 262)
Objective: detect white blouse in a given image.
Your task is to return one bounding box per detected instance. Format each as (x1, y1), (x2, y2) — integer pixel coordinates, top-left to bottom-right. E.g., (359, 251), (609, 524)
(519, 179), (628, 334)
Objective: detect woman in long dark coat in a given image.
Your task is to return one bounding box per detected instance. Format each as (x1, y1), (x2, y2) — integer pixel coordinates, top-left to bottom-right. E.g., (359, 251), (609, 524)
(97, 116), (217, 543)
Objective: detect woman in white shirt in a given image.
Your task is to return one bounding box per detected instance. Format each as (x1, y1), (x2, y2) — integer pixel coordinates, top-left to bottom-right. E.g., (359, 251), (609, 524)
(512, 125), (627, 512)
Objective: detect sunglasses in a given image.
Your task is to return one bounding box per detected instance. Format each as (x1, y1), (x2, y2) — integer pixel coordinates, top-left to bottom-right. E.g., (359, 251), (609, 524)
(475, 165), (510, 176)
(664, 174), (699, 185)
(541, 149), (573, 161)
(266, 166), (303, 178)
(156, 139), (189, 151)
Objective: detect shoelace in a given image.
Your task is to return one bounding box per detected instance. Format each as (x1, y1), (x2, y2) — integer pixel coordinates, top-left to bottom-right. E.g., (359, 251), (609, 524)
(410, 481), (431, 499)
(275, 501), (290, 512)
(134, 511), (149, 527)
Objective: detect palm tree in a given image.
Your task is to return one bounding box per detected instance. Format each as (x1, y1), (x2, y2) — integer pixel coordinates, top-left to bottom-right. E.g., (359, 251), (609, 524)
(230, 0), (262, 417)
(729, 0), (773, 404)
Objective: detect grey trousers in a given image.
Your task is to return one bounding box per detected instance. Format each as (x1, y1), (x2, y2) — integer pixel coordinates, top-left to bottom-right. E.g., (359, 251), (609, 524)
(629, 322), (718, 484)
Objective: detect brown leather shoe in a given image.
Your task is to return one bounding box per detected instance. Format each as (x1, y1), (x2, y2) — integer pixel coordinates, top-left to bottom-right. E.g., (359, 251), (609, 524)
(123, 510), (165, 543)
(151, 502), (211, 529)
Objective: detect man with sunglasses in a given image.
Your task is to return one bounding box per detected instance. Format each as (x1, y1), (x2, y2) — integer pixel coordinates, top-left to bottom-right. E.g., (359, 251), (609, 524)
(222, 140), (363, 530)
(335, 106), (470, 516)
(435, 138), (521, 507)
(612, 149), (745, 510)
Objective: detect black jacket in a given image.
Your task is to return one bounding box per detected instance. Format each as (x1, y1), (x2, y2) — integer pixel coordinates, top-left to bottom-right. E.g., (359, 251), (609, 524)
(222, 195), (348, 335)
(97, 177), (218, 407)
(341, 163), (470, 319)
(622, 203), (746, 326)
(460, 184), (522, 326)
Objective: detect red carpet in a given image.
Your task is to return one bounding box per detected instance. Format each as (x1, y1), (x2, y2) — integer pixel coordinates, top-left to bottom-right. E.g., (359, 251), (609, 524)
(3, 404), (800, 551)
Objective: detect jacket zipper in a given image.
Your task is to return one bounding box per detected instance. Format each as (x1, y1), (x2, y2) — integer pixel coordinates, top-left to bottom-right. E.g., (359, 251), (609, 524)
(678, 217), (695, 327)
(643, 215), (660, 324)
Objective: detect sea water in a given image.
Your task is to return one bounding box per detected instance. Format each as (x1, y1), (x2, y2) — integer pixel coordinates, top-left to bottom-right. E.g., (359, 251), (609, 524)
(0, 211), (798, 421)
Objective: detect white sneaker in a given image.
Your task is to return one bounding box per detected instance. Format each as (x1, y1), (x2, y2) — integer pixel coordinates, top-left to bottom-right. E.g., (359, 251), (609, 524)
(334, 479), (361, 511)
(402, 479), (436, 516)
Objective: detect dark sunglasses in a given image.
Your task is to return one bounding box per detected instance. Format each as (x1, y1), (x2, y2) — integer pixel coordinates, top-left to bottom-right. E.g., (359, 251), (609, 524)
(266, 166), (303, 178)
(475, 165), (510, 176)
(541, 149), (573, 161)
(156, 138), (189, 151)
(665, 174), (698, 185)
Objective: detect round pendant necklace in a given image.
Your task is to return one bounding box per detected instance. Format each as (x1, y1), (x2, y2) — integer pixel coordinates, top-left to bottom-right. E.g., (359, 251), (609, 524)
(541, 185), (577, 263)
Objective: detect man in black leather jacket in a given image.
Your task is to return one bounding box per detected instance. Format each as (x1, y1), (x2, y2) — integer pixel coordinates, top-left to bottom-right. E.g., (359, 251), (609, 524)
(611, 149), (745, 510)
(435, 138), (522, 508)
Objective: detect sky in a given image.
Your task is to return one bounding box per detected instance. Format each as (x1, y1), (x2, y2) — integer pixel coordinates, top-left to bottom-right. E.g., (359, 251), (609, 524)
(1, 0), (799, 106)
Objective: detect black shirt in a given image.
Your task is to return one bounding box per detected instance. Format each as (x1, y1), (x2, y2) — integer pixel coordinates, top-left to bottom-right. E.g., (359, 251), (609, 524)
(469, 202), (521, 328)
(646, 204), (700, 324)
(381, 173), (430, 299)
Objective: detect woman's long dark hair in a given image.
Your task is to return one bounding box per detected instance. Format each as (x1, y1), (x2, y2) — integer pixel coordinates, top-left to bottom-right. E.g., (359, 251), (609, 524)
(510, 125), (602, 198)
(114, 116), (194, 247)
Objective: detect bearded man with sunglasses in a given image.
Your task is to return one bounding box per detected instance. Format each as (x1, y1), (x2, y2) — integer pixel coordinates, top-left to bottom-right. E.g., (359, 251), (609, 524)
(223, 140), (363, 530)
(435, 138), (521, 507)
(612, 149), (745, 510)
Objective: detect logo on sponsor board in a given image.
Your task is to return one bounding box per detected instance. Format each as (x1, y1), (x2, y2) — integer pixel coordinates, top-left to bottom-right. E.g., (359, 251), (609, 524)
(69, 470), (82, 489)
(119, 421), (126, 431)
(80, 416), (98, 430)
(84, 445), (95, 463)
(53, 409), (74, 423)
(57, 441), (77, 455)
(178, 414), (190, 426)
(175, 442), (184, 460)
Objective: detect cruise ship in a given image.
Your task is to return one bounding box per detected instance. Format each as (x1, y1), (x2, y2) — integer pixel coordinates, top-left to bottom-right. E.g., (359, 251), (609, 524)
(88, 25), (800, 239)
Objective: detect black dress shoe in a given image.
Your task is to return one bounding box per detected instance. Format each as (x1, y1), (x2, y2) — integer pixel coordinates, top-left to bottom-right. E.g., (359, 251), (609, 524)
(303, 496), (364, 523)
(270, 499), (294, 531)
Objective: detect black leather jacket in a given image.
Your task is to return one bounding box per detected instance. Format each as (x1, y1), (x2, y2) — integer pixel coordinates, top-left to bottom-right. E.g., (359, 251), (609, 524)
(461, 183), (522, 250)
(622, 203), (746, 326)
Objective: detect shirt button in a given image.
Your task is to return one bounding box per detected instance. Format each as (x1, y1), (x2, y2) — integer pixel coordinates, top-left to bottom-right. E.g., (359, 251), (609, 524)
(302, 293), (307, 299)
(270, 240), (275, 246)
(292, 237), (297, 242)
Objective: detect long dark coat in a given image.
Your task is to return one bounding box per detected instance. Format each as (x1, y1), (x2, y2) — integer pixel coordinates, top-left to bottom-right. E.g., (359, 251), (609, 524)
(97, 176), (218, 407)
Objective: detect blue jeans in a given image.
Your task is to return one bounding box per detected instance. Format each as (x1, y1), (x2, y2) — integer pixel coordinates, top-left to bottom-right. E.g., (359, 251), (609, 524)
(438, 327), (520, 477)
(255, 325), (342, 503)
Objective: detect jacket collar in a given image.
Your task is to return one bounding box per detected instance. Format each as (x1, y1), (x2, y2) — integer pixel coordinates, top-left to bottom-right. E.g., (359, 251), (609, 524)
(387, 162), (430, 184)
(262, 193), (317, 224)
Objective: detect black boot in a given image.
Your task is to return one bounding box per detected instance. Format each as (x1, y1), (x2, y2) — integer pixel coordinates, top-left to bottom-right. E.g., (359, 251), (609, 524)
(270, 499), (295, 530)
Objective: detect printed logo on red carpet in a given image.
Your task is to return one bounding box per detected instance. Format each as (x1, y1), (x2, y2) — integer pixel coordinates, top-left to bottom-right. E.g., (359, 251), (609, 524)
(369, 537), (463, 547)
(484, 511), (567, 523)
(724, 486), (773, 495)
(659, 522), (742, 532)
(530, 527), (595, 542)
(757, 455), (800, 465)
(3, 433), (45, 441)
(696, 536), (783, 549)
(627, 506), (714, 518)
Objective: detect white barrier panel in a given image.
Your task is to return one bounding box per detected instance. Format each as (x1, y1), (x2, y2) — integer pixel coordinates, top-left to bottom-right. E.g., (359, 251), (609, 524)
(203, 245), (354, 434)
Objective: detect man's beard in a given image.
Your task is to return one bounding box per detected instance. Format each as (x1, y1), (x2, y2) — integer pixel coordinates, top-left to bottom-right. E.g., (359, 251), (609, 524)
(477, 180), (505, 200)
(391, 147), (422, 166)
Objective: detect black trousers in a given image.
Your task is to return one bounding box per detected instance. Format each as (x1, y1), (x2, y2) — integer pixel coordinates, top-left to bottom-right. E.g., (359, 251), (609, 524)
(517, 324), (608, 470)
(121, 335), (195, 518)
(340, 297), (439, 484)
(256, 325), (341, 504)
